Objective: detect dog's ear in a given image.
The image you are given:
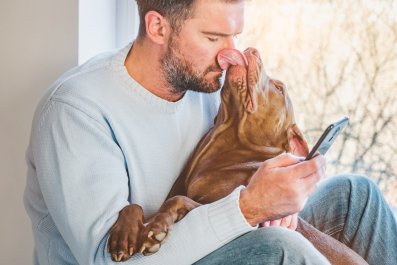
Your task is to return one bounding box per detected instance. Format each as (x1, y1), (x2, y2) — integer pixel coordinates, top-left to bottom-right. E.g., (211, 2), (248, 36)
(286, 124), (309, 156)
(244, 48), (262, 113)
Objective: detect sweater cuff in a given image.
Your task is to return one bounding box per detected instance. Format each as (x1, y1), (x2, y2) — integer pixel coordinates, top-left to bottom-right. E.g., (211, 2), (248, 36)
(207, 186), (257, 243)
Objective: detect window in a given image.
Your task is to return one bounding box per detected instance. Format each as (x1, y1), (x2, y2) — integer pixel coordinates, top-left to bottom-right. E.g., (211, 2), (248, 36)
(238, 0), (397, 208)
(78, 0), (139, 64)
(116, 0), (139, 48)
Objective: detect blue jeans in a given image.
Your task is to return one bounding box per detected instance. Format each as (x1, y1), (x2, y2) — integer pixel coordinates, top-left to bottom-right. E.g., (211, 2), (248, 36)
(194, 175), (397, 264)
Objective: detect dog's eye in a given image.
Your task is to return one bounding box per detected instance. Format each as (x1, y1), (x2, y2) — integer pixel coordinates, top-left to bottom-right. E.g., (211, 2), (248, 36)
(274, 81), (284, 96)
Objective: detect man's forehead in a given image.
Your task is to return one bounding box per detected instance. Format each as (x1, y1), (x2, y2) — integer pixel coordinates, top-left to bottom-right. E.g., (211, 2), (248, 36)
(189, 0), (245, 35)
(191, 0), (244, 17)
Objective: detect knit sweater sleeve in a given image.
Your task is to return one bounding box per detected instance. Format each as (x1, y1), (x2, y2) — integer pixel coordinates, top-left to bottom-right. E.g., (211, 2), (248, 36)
(33, 99), (256, 265)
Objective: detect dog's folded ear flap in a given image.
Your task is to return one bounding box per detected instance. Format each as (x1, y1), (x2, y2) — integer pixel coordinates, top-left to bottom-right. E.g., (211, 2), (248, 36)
(244, 48), (262, 113)
(286, 124), (309, 157)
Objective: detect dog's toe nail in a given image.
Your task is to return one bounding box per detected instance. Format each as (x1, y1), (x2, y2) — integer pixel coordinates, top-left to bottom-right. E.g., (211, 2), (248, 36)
(148, 231), (153, 238)
(155, 232), (167, 241)
(117, 251), (125, 262)
(129, 247), (134, 256)
(148, 243), (160, 253)
(140, 245), (146, 254)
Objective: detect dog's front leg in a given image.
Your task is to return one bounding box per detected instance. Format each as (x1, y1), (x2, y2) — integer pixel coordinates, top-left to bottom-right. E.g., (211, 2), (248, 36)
(140, 195), (201, 256)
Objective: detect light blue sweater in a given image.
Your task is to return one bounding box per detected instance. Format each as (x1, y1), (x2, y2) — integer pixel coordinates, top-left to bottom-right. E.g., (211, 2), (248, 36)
(24, 43), (256, 265)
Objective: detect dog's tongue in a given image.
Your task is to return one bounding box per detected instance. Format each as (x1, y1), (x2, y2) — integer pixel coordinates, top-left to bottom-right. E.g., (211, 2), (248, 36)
(217, 48), (248, 70)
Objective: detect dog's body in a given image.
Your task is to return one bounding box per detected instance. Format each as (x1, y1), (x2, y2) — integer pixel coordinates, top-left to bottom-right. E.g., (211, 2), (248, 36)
(108, 48), (367, 264)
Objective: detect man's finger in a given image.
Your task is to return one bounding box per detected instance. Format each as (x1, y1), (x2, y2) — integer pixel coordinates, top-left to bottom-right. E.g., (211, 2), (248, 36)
(280, 215), (292, 227)
(270, 219), (282, 227)
(282, 154), (326, 179)
(288, 213), (298, 230)
(265, 153), (305, 169)
(299, 165), (326, 196)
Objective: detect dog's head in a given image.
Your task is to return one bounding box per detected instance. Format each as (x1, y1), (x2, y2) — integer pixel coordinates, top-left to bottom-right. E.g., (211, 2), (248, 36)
(217, 48), (308, 156)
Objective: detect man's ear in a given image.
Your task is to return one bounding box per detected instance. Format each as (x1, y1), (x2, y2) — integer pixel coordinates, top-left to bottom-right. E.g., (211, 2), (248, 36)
(144, 11), (170, 44)
(286, 124), (309, 156)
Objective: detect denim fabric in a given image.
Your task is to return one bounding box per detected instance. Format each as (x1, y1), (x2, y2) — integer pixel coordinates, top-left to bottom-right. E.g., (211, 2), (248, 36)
(195, 175), (397, 264)
(194, 227), (330, 265)
(300, 175), (397, 265)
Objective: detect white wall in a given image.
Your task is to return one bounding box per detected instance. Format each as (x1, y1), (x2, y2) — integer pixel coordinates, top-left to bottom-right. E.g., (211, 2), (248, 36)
(0, 1), (78, 264)
(0, 0), (139, 263)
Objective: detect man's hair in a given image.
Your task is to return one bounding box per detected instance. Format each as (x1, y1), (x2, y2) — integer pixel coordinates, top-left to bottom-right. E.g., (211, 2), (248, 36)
(135, 0), (242, 37)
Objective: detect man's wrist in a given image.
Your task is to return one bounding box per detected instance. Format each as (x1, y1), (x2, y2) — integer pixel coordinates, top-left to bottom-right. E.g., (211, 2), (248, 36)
(239, 188), (260, 227)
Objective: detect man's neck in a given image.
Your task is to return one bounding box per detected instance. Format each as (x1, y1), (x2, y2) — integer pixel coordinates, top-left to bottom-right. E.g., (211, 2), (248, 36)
(124, 38), (185, 102)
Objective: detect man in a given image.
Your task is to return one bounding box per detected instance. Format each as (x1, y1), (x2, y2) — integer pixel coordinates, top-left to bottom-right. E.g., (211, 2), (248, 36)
(24, 0), (397, 264)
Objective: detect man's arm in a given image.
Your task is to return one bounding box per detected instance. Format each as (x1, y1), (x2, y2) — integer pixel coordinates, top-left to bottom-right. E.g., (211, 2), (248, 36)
(33, 99), (131, 264)
(33, 99), (256, 265)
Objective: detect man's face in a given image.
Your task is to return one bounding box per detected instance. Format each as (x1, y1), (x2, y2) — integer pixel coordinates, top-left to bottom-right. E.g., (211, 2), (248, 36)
(161, 0), (244, 94)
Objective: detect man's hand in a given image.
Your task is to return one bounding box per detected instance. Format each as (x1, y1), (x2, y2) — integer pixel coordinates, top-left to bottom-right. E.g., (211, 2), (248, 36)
(239, 153), (326, 226)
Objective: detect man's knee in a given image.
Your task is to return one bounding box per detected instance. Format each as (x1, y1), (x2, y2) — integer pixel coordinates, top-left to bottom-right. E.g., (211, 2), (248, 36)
(325, 174), (382, 205)
(312, 174), (387, 228)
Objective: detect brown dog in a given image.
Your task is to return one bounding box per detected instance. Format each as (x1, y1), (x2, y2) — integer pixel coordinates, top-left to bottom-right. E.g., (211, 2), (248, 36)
(108, 48), (368, 264)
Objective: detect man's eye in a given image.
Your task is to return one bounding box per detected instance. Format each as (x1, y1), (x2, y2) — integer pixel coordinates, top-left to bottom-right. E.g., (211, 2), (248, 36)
(208, 37), (219, 42)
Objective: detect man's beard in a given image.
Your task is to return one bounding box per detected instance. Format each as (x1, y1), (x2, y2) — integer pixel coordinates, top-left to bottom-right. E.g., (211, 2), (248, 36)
(161, 37), (223, 94)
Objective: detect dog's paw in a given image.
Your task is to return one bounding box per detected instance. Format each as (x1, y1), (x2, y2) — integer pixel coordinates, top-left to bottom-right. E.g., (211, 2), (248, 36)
(139, 212), (172, 256)
(108, 204), (144, 262)
(138, 196), (200, 256)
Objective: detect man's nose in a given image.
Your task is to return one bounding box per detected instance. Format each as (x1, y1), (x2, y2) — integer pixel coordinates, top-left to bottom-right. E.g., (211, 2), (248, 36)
(223, 36), (236, 49)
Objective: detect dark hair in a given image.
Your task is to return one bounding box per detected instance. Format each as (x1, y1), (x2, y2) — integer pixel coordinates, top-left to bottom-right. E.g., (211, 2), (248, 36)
(135, 0), (242, 37)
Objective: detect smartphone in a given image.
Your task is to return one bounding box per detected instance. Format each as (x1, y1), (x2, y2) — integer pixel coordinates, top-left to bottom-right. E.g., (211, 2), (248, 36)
(305, 116), (349, 160)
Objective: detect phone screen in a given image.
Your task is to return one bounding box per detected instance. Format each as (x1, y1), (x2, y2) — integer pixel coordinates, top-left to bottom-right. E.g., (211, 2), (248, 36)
(305, 116), (349, 160)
